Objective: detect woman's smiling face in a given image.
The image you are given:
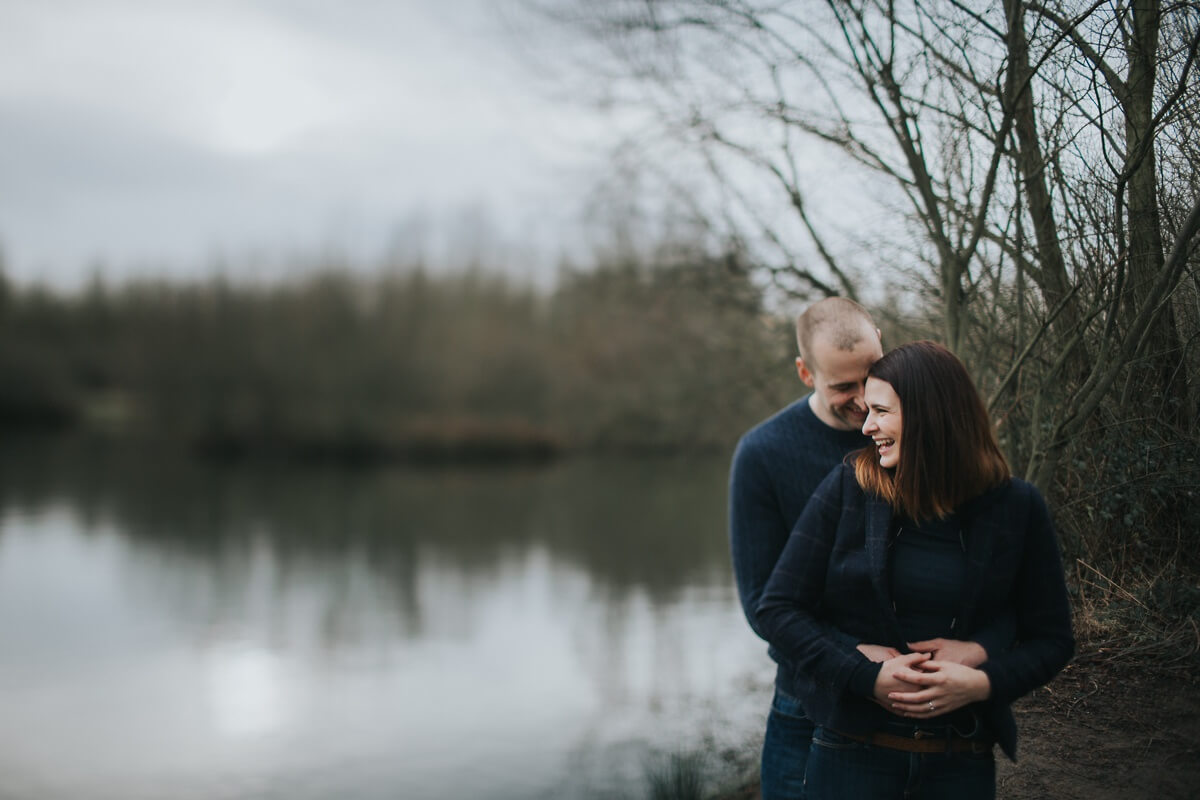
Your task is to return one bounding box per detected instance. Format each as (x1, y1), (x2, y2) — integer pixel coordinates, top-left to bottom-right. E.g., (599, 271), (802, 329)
(862, 377), (902, 469)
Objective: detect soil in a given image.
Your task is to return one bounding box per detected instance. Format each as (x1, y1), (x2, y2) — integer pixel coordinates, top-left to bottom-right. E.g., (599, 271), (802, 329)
(994, 659), (1200, 799)
(721, 658), (1200, 800)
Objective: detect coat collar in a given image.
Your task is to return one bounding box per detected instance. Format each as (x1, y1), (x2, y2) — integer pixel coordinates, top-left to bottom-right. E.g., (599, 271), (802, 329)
(864, 494), (905, 645)
(956, 480), (1011, 632)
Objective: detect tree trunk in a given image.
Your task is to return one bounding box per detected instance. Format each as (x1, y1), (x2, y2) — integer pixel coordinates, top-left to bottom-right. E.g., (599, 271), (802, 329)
(1003, 0), (1087, 377)
(1123, 0), (1188, 421)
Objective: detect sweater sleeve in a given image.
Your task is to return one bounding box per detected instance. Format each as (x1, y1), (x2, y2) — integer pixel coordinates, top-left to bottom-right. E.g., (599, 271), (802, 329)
(755, 465), (879, 693)
(978, 487), (1075, 704)
(729, 435), (790, 641)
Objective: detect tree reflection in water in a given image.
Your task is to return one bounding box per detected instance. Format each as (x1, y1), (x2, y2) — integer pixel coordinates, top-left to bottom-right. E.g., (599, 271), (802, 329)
(0, 437), (767, 799)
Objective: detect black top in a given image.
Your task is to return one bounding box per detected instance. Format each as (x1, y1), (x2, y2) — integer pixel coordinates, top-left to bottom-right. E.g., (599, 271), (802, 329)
(889, 514), (966, 644)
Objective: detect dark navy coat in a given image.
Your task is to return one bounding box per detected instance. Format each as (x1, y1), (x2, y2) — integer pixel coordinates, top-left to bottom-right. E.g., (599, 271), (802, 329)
(757, 463), (1074, 760)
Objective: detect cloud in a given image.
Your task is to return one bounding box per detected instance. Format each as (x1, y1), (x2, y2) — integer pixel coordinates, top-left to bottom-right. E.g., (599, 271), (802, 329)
(0, 0), (612, 285)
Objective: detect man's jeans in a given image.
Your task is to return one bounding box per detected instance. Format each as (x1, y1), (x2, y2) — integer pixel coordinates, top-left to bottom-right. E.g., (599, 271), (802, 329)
(760, 687), (812, 800)
(805, 725), (995, 800)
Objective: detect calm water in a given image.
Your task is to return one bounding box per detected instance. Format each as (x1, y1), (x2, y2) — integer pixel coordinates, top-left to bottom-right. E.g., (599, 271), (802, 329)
(0, 439), (772, 800)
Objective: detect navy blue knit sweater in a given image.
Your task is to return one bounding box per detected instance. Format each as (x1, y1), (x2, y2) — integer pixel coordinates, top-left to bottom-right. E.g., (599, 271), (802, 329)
(729, 397), (868, 695)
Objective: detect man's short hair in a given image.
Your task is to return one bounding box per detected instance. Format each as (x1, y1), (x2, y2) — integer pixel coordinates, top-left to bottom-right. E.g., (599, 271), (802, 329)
(796, 297), (877, 366)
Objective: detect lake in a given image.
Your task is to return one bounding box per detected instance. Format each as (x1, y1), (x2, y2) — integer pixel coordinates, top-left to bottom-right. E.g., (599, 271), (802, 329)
(0, 438), (772, 799)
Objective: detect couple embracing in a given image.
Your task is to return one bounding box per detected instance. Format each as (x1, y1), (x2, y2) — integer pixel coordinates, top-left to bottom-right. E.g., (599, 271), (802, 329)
(730, 298), (1074, 800)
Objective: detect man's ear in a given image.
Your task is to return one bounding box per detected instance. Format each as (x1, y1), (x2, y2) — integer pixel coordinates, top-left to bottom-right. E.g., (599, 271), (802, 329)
(796, 357), (815, 388)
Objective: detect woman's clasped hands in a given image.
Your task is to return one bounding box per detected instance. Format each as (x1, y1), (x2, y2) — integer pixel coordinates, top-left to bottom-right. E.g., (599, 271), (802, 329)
(857, 640), (993, 719)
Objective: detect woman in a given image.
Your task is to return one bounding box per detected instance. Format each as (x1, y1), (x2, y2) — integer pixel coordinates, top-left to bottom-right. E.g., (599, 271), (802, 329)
(756, 341), (1074, 799)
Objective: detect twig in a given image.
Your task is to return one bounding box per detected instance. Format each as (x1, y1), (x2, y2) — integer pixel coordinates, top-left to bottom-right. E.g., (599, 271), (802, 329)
(1066, 678), (1101, 718)
(1075, 559), (1155, 615)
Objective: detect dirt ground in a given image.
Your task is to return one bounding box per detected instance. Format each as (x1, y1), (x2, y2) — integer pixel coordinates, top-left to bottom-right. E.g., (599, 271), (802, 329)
(994, 659), (1200, 799)
(722, 658), (1200, 800)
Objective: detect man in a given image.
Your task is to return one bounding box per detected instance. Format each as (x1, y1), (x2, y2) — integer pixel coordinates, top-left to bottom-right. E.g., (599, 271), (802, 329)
(729, 298), (1006, 799)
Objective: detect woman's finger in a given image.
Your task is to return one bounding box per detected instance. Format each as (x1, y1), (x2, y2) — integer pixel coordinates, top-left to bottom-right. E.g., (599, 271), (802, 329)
(893, 696), (970, 717)
(892, 667), (939, 684)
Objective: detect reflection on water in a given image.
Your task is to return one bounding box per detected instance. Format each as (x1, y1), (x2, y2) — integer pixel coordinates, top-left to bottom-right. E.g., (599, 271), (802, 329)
(0, 439), (772, 799)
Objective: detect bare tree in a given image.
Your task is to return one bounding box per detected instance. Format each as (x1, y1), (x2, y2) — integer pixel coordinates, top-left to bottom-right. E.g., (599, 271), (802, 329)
(531, 0), (1200, 494)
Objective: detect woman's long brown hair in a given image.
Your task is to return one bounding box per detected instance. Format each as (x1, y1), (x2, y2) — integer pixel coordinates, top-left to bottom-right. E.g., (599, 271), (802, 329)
(854, 341), (1010, 519)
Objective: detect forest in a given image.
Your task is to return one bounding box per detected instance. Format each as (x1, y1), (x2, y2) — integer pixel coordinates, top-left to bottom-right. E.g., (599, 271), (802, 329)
(0, 247), (796, 459)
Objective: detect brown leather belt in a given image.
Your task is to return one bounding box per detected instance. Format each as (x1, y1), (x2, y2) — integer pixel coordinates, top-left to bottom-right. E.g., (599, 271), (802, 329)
(836, 729), (993, 754)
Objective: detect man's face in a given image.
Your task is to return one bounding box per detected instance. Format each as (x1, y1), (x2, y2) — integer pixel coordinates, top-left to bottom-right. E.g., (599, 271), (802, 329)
(797, 328), (883, 431)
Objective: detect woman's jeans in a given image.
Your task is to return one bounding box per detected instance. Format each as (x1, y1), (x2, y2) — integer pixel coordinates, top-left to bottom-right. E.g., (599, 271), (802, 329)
(760, 687), (812, 800)
(806, 724), (995, 800)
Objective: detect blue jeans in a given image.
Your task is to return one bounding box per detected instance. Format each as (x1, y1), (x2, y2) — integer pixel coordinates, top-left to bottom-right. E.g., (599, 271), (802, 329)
(760, 687), (812, 800)
(806, 725), (995, 800)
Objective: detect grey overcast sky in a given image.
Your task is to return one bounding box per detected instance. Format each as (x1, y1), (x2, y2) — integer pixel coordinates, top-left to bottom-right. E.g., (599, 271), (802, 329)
(0, 0), (617, 288)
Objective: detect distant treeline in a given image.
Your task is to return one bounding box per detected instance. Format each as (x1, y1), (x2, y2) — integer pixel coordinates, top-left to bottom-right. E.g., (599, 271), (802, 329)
(0, 252), (798, 461)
